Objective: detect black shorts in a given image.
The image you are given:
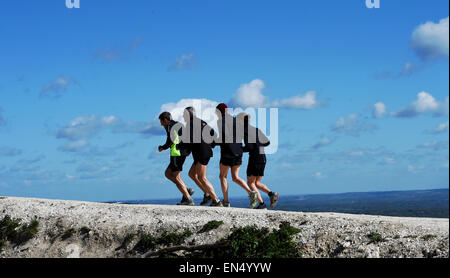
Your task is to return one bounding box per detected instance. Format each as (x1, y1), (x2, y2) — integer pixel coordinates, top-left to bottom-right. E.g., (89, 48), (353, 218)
(247, 162), (266, 177)
(220, 156), (242, 167)
(192, 153), (211, 166)
(168, 156), (186, 172)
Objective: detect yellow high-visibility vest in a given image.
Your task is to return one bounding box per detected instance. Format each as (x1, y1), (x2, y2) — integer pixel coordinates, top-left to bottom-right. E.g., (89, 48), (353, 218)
(170, 129), (181, 157)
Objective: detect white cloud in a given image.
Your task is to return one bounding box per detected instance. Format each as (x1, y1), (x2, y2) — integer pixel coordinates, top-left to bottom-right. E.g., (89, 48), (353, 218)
(383, 157), (395, 164)
(56, 115), (162, 140)
(230, 79), (267, 108)
(0, 146), (22, 157)
(427, 121), (449, 134)
(411, 17), (449, 60)
(391, 92), (449, 118)
(160, 98), (219, 130)
(310, 137), (334, 150)
(40, 76), (77, 99)
(400, 62), (415, 76)
(272, 91), (321, 110)
(58, 140), (89, 152)
(373, 102), (386, 118)
(168, 53), (197, 71)
(230, 79), (324, 110)
(76, 161), (111, 180)
(57, 115), (118, 140)
(0, 107), (5, 126)
(313, 172), (325, 179)
(280, 162), (295, 169)
(332, 113), (377, 137)
(418, 141), (449, 151)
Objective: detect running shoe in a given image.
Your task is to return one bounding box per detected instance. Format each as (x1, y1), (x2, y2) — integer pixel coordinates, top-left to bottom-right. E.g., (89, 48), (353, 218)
(200, 194), (212, 205)
(222, 201), (231, 208)
(177, 197), (195, 206)
(269, 192), (279, 208)
(210, 200), (223, 207)
(248, 191), (259, 209)
(188, 187), (195, 197)
(255, 203), (267, 210)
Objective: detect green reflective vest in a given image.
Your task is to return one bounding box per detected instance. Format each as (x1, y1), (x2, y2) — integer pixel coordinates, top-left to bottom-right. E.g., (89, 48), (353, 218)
(170, 129), (181, 157)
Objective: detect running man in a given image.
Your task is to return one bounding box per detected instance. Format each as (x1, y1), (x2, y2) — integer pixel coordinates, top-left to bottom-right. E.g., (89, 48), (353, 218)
(237, 113), (279, 209)
(183, 107), (223, 207)
(215, 103), (258, 208)
(158, 112), (195, 206)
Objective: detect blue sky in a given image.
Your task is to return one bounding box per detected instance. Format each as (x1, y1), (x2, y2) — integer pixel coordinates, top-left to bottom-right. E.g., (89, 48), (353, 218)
(0, 0), (448, 202)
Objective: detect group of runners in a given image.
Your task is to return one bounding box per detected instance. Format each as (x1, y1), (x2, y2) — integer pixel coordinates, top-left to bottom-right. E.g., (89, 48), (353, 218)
(158, 103), (279, 209)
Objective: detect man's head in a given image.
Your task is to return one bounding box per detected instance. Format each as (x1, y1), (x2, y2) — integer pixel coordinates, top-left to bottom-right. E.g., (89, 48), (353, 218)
(159, 112), (172, 128)
(215, 103), (228, 117)
(237, 112), (250, 125)
(183, 106), (195, 122)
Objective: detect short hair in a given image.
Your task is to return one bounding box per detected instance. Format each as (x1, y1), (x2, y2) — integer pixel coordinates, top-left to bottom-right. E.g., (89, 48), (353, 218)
(184, 106), (195, 117)
(237, 112), (250, 122)
(159, 112), (172, 121)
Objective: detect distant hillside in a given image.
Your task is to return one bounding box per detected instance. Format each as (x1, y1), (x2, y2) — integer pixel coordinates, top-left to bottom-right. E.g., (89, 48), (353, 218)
(113, 188), (449, 218)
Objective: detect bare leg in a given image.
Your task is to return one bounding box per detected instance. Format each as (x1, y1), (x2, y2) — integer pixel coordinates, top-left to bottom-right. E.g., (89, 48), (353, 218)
(188, 162), (208, 194)
(247, 176), (264, 203)
(219, 163), (230, 203)
(230, 166), (252, 193)
(255, 176), (271, 194)
(165, 168), (190, 198)
(196, 163), (219, 202)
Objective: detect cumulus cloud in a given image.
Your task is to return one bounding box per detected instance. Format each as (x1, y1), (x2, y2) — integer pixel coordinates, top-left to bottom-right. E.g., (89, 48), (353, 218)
(313, 172), (326, 179)
(230, 79), (325, 109)
(56, 115), (118, 140)
(391, 92), (449, 118)
(130, 36), (143, 51)
(76, 161), (112, 180)
(272, 91), (322, 110)
(58, 140), (89, 152)
(230, 79), (267, 108)
(94, 47), (120, 62)
(160, 98), (220, 129)
(0, 146), (23, 157)
(94, 37), (143, 62)
(0, 107), (5, 126)
(374, 62), (424, 79)
(332, 114), (377, 137)
(9, 155), (46, 173)
(40, 76), (78, 99)
(56, 115), (162, 141)
(168, 53), (197, 71)
(310, 137), (335, 150)
(418, 141), (449, 151)
(373, 102), (387, 118)
(411, 17), (449, 60)
(426, 121), (449, 134)
(383, 157), (396, 164)
(59, 141), (133, 157)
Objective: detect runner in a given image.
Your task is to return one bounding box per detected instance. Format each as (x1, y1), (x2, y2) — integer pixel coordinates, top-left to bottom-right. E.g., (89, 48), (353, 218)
(158, 112), (195, 206)
(215, 103), (258, 208)
(237, 113), (279, 209)
(183, 107), (223, 207)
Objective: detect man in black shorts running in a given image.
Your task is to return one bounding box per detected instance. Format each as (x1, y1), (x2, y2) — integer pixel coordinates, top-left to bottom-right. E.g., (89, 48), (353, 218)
(237, 113), (279, 209)
(215, 103), (258, 208)
(158, 112), (195, 206)
(183, 107), (223, 207)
